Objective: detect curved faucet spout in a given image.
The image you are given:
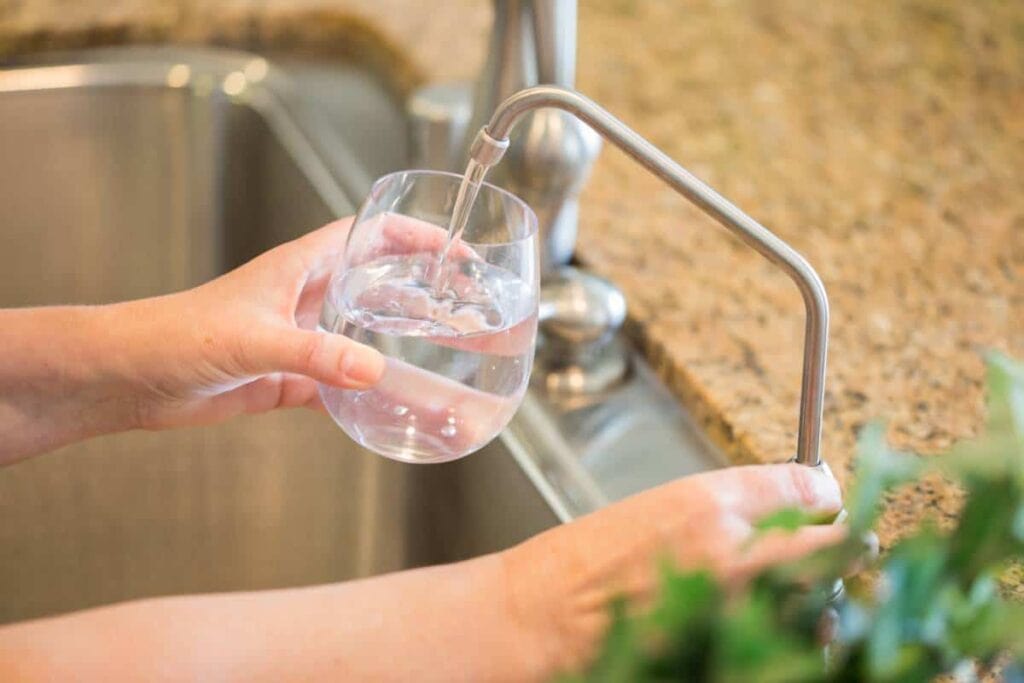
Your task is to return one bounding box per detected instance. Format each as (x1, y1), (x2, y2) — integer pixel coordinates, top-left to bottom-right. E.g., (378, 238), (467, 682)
(470, 85), (830, 467)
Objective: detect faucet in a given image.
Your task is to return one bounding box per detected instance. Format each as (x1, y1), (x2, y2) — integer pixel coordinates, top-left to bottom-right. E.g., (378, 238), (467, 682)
(407, 5), (831, 467)
(407, 0), (600, 272)
(466, 85), (830, 469)
(409, 16), (839, 592)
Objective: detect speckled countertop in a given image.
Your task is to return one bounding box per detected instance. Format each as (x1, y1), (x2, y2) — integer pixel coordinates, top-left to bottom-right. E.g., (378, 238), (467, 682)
(2, 1), (1022, 571)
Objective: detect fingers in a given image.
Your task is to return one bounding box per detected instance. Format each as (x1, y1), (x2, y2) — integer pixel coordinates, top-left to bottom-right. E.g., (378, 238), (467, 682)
(294, 218), (355, 253)
(339, 356), (519, 451)
(353, 213), (480, 263)
(381, 214), (452, 253)
(288, 218), (356, 271)
(699, 462), (843, 523)
(380, 213), (478, 257)
(244, 326), (385, 389)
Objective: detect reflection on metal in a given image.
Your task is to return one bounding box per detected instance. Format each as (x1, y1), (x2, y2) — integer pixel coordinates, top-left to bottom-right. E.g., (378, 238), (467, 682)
(222, 71), (247, 96)
(165, 63), (190, 88)
(244, 58), (269, 83)
(466, 0), (600, 271)
(536, 266), (630, 396)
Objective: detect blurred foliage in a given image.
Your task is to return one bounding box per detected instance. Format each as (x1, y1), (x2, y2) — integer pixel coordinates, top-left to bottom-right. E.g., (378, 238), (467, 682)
(561, 352), (1024, 682)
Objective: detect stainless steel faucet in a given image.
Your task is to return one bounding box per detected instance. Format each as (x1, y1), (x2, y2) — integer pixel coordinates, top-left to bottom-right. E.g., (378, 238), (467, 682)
(407, 4), (832, 467)
(467, 85), (831, 468)
(408, 0), (600, 271)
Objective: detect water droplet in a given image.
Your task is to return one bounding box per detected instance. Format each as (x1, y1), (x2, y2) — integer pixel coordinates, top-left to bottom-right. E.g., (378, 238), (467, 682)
(440, 424), (457, 438)
(393, 405), (409, 416)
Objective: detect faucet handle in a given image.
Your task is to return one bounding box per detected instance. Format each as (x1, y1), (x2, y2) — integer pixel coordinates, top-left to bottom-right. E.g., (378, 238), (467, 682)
(539, 266), (626, 346)
(536, 266), (629, 396)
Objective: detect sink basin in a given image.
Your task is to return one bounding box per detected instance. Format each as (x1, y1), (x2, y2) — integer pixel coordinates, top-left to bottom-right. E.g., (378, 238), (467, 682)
(0, 47), (722, 625)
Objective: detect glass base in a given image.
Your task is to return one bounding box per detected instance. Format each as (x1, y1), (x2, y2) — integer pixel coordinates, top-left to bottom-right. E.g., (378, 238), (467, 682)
(341, 422), (479, 465)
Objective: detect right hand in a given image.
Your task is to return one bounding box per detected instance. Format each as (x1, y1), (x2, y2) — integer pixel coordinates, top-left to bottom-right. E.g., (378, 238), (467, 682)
(499, 462), (845, 677)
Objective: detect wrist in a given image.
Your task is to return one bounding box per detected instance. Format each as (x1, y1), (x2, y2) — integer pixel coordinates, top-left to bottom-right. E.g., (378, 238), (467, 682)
(0, 294), (200, 462)
(0, 305), (143, 461)
(497, 540), (611, 680)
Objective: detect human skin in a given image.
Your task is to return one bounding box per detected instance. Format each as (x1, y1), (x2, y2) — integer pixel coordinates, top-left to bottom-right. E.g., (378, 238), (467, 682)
(0, 218), (384, 466)
(0, 219), (845, 681)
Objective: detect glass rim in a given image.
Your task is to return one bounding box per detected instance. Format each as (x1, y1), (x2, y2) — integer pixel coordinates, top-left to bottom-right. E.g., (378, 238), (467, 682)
(368, 169), (539, 245)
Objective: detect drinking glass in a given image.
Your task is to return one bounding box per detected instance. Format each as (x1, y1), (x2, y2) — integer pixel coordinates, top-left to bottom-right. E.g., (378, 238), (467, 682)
(318, 170), (539, 464)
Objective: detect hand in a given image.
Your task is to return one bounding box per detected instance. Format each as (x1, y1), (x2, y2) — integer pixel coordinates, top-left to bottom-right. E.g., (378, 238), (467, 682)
(0, 218), (386, 463)
(111, 218), (386, 431)
(0, 213), (529, 463)
(499, 462), (845, 676)
(128, 212), (523, 431)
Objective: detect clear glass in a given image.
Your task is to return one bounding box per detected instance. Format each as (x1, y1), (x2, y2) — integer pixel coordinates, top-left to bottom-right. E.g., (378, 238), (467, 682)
(318, 170), (539, 464)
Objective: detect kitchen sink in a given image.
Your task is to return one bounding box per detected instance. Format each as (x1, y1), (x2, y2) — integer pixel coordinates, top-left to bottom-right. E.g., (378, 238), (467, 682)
(0, 47), (721, 624)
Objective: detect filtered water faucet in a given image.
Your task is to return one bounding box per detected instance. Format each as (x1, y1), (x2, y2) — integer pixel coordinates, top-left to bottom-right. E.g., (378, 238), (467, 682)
(467, 86), (831, 468)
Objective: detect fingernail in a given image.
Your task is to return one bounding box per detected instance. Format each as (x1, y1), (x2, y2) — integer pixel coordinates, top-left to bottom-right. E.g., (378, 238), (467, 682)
(340, 344), (386, 387)
(818, 459), (836, 481)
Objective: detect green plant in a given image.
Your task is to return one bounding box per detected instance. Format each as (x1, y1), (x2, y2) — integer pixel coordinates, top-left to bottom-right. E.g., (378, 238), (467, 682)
(563, 352), (1024, 682)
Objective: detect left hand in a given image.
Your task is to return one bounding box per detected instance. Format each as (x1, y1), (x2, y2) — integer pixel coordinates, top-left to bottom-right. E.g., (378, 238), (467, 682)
(0, 218), (385, 463)
(116, 217), (386, 430)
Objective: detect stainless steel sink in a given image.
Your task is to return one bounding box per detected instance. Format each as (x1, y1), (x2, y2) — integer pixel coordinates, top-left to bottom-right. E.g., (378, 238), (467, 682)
(0, 47), (722, 625)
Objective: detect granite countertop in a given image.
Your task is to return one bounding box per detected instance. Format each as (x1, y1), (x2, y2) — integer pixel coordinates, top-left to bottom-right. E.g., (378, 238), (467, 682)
(2, 1), (1022, 566)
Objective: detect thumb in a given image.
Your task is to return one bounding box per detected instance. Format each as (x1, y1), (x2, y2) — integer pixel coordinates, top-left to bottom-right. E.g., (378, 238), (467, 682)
(246, 326), (386, 389)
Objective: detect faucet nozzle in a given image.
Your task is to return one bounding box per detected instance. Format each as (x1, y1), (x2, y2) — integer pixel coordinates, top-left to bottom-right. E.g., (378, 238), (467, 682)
(468, 127), (510, 167)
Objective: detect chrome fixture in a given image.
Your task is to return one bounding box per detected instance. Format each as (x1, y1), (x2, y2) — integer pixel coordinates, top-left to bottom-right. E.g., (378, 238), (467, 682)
(468, 86), (830, 467)
(536, 266), (629, 397)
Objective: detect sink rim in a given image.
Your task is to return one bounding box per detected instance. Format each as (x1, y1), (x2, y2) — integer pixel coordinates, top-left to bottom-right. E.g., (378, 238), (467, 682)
(0, 46), (377, 213)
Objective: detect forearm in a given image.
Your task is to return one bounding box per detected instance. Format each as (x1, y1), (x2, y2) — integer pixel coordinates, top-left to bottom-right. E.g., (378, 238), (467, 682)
(0, 554), (551, 682)
(0, 301), (180, 464)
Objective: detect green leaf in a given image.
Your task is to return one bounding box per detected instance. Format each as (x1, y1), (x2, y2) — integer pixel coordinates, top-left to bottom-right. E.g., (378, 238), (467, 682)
(947, 475), (1024, 586)
(948, 586), (1024, 660)
(716, 589), (824, 683)
(865, 531), (950, 677)
(643, 569), (721, 679)
(754, 507), (823, 533)
(985, 351), (1024, 449)
(574, 598), (647, 683)
(844, 422), (923, 534)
